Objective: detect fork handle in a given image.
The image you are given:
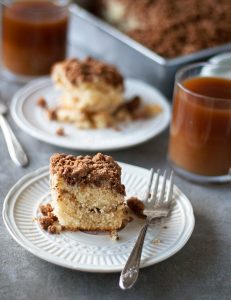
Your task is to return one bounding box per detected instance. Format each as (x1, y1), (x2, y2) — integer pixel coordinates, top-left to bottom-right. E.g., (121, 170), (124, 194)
(119, 219), (150, 290)
(0, 114), (28, 167)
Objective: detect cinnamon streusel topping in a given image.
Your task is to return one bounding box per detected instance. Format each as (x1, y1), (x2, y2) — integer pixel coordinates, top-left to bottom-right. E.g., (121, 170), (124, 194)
(50, 153), (125, 195)
(100, 0), (231, 58)
(59, 57), (124, 88)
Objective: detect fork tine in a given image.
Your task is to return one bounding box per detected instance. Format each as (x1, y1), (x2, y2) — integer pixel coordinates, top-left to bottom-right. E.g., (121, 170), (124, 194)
(144, 168), (154, 201)
(157, 170), (167, 204)
(166, 171), (174, 203)
(148, 169), (160, 203)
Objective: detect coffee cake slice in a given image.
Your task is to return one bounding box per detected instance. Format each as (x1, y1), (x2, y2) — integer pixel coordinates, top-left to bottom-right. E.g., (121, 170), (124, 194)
(50, 153), (126, 231)
(52, 57), (124, 114)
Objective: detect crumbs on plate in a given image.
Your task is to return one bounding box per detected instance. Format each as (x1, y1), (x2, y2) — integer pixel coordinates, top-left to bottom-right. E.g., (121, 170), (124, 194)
(152, 239), (161, 244)
(126, 196), (146, 219)
(38, 203), (64, 234)
(55, 127), (65, 136)
(37, 97), (47, 108)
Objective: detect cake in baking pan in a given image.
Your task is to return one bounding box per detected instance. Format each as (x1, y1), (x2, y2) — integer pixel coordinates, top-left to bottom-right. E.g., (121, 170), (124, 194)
(99, 0), (231, 58)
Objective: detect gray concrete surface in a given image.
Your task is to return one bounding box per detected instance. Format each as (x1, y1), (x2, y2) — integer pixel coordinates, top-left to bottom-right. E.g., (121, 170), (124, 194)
(0, 12), (231, 300)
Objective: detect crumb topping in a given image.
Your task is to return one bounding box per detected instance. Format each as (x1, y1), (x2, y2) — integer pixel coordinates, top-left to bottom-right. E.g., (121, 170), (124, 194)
(38, 213), (57, 231)
(48, 224), (62, 234)
(40, 203), (53, 215)
(47, 108), (58, 120)
(38, 203), (63, 234)
(127, 197), (146, 218)
(56, 127), (65, 136)
(123, 96), (141, 112)
(56, 57), (124, 88)
(110, 230), (119, 240)
(50, 153), (126, 195)
(101, 0), (231, 58)
(37, 97), (47, 108)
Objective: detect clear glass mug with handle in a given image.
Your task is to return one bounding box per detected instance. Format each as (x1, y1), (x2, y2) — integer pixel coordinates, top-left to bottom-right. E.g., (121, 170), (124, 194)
(0, 0), (69, 82)
(168, 63), (231, 183)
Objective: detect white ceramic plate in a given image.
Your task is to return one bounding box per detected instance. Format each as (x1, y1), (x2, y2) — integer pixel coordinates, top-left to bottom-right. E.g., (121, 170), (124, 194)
(11, 78), (171, 151)
(2, 163), (194, 273)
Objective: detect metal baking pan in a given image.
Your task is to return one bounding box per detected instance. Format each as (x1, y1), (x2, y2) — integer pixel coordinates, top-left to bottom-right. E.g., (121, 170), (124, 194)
(69, 4), (231, 99)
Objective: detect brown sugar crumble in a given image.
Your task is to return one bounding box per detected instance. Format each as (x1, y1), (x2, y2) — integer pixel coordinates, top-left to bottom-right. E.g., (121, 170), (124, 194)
(40, 203), (53, 215)
(38, 203), (63, 234)
(127, 197), (146, 218)
(38, 215), (55, 230)
(56, 127), (65, 136)
(124, 96), (141, 113)
(48, 224), (63, 234)
(115, 95), (162, 123)
(36, 96), (59, 123)
(110, 230), (119, 241)
(60, 57), (124, 89)
(50, 153), (126, 195)
(47, 108), (58, 121)
(100, 0), (231, 58)
(37, 97), (47, 108)
(114, 96), (141, 119)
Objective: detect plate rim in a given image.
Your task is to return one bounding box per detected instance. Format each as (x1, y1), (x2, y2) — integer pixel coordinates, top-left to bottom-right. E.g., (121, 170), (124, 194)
(2, 163), (195, 273)
(11, 77), (171, 151)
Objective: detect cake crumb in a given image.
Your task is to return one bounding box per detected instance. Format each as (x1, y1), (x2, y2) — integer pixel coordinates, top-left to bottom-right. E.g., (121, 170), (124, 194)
(47, 108), (57, 120)
(127, 197), (146, 218)
(39, 216), (54, 230)
(37, 97), (47, 108)
(110, 230), (119, 241)
(38, 203), (62, 234)
(40, 203), (53, 216)
(48, 224), (62, 234)
(56, 127), (65, 136)
(125, 96), (142, 112)
(153, 239), (161, 244)
(47, 212), (58, 221)
(115, 95), (162, 124)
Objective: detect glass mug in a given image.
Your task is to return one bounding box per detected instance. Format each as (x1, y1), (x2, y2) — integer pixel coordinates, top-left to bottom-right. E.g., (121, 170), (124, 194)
(168, 63), (231, 183)
(1, 0), (69, 81)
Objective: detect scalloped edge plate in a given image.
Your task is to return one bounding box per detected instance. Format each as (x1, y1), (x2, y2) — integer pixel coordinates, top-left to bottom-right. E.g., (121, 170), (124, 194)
(2, 163), (194, 272)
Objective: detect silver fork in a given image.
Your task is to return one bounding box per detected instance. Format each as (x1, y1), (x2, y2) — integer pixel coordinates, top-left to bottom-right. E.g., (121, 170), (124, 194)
(0, 101), (28, 167)
(119, 169), (174, 290)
